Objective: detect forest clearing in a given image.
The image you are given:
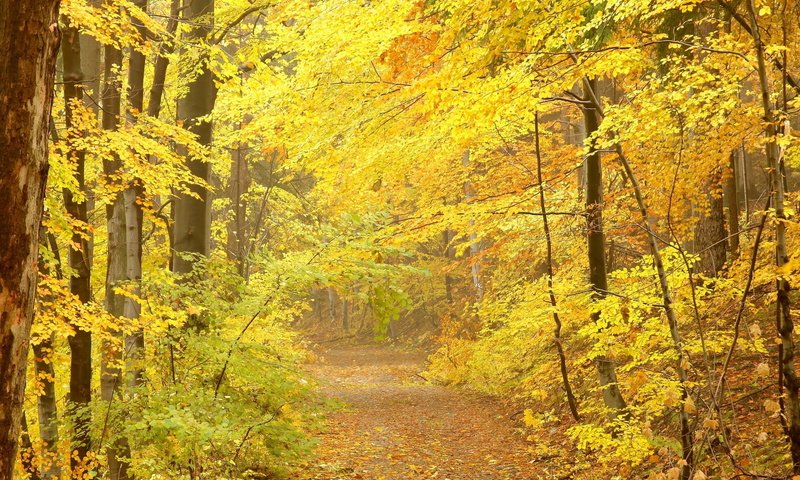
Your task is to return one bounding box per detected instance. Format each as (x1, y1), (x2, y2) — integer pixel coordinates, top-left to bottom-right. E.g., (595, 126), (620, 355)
(1, 0), (800, 479)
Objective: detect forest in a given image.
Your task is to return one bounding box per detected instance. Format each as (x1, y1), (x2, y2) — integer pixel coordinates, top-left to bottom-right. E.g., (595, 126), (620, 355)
(0, 0), (799, 479)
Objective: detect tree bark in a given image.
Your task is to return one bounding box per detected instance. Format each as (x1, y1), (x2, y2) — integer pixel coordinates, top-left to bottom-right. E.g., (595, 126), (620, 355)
(147, 0), (180, 119)
(125, 0), (147, 391)
(0, 1), (60, 477)
(581, 78), (627, 416)
(745, 0), (800, 471)
(172, 0), (215, 275)
(725, 152), (741, 259)
(694, 171), (727, 277)
(33, 339), (60, 478)
(79, 0), (101, 117)
(100, 12), (134, 478)
(60, 12), (97, 476)
(33, 231), (62, 478)
(227, 123), (250, 277)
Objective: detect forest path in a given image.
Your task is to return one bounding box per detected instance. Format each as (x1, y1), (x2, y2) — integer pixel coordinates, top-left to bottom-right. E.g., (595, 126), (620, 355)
(299, 342), (543, 480)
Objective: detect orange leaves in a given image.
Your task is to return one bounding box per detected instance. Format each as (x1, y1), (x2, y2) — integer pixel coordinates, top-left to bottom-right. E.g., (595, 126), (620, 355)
(378, 31), (441, 84)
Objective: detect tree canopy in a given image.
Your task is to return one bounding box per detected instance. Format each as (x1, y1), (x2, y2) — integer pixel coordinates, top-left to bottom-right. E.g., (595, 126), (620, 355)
(2, 0), (800, 478)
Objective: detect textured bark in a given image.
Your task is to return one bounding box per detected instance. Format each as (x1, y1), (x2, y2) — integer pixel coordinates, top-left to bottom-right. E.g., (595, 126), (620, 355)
(0, 1), (60, 477)
(61, 15), (96, 474)
(725, 152), (741, 259)
(227, 126), (251, 277)
(694, 172), (727, 277)
(31, 229), (62, 478)
(173, 0), (215, 275)
(100, 20), (133, 479)
(79, 0), (101, 116)
(125, 0), (147, 390)
(581, 78), (627, 416)
(746, 0), (800, 471)
(146, 0), (180, 119)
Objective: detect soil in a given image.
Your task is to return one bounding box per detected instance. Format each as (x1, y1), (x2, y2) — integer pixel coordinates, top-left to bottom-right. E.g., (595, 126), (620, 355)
(297, 342), (545, 480)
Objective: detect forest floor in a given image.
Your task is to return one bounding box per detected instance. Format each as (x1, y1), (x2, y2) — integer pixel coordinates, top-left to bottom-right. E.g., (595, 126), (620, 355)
(297, 341), (546, 480)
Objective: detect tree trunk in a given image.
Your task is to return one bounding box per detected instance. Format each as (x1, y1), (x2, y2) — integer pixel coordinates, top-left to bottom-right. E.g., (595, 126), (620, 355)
(19, 413), (40, 480)
(33, 339), (60, 478)
(442, 229), (455, 305)
(61, 14), (96, 476)
(694, 171), (727, 277)
(227, 125), (250, 277)
(342, 299), (350, 333)
(125, 0), (147, 391)
(328, 287), (337, 324)
(100, 13), (134, 477)
(581, 78), (627, 416)
(725, 152), (741, 259)
(582, 76), (694, 479)
(147, 0), (180, 119)
(34, 231), (62, 478)
(172, 0), (215, 275)
(461, 151), (484, 302)
(745, 0), (800, 471)
(0, 1), (60, 477)
(79, 0), (101, 117)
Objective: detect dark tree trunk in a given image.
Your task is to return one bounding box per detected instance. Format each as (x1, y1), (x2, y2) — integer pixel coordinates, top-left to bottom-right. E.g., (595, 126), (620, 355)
(60, 12), (97, 476)
(745, 0), (800, 471)
(172, 0), (215, 275)
(582, 78), (627, 416)
(725, 152), (741, 259)
(79, 0), (101, 117)
(227, 126), (250, 277)
(0, 1), (60, 477)
(33, 339), (60, 478)
(694, 171), (727, 277)
(147, 0), (180, 119)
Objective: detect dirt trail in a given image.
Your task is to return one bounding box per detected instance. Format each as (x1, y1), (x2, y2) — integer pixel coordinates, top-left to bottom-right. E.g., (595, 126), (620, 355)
(300, 342), (543, 480)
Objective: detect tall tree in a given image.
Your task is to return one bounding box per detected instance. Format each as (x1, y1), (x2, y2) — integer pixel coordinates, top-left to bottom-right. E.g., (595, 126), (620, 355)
(147, 0), (179, 120)
(581, 78), (627, 416)
(34, 230), (63, 479)
(725, 152), (741, 259)
(125, 0), (148, 390)
(61, 9), (96, 476)
(173, 0), (215, 275)
(100, 7), (133, 477)
(694, 172), (727, 277)
(745, 0), (800, 470)
(0, 0), (60, 477)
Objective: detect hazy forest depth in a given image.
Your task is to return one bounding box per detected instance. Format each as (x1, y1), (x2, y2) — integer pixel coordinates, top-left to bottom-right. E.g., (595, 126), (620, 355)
(1, 0), (800, 479)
